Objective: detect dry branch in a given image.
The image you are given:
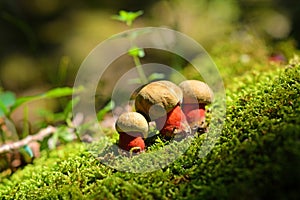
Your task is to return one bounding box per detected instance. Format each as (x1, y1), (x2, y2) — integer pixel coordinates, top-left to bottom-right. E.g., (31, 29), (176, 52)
(0, 126), (57, 154)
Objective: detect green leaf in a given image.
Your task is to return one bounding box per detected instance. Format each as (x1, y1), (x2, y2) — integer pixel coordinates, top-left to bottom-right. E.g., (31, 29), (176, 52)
(0, 91), (16, 116)
(56, 126), (74, 143)
(119, 10), (129, 19)
(11, 87), (80, 112)
(138, 49), (145, 58)
(64, 97), (80, 120)
(48, 132), (58, 149)
(0, 101), (7, 117)
(112, 10), (130, 21)
(148, 73), (165, 81)
(128, 78), (143, 85)
(0, 91), (16, 107)
(41, 87), (75, 98)
(128, 47), (145, 58)
(97, 100), (115, 121)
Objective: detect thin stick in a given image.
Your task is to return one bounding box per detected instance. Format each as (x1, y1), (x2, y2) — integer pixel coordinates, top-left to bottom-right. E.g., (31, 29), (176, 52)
(0, 126), (57, 154)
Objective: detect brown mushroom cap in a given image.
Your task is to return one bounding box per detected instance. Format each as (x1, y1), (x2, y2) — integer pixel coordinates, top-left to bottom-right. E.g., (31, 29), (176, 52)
(179, 80), (213, 104)
(115, 112), (148, 137)
(155, 80), (183, 103)
(135, 81), (182, 120)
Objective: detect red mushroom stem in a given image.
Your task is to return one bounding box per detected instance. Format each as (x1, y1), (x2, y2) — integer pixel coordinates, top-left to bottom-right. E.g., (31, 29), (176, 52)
(182, 103), (206, 128)
(154, 104), (189, 137)
(118, 132), (145, 153)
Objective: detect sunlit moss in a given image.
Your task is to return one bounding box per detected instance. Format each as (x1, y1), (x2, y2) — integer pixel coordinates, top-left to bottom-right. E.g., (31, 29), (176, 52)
(0, 57), (299, 199)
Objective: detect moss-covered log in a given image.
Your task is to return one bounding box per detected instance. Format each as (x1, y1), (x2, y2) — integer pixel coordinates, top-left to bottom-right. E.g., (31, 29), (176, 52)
(0, 58), (299, 200)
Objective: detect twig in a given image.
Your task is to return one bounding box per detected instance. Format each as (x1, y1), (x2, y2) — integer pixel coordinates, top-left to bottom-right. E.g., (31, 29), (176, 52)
(0, 126), (57, 154)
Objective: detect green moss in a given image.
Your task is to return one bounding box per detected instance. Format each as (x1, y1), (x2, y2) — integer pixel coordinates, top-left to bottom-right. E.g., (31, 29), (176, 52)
(183, 34), (299, 91)
(0, 57), (299, 199)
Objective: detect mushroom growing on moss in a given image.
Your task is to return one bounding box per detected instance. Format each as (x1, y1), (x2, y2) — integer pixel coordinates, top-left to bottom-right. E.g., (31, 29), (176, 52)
(135, 80), (190, 137)
(115, 112), (148, 153)
(179, 80), (213, 132)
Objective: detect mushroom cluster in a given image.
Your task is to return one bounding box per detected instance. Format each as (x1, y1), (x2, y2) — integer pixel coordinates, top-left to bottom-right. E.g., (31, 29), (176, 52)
(114, 80), (213, 153)
(135, 80), (190, 137)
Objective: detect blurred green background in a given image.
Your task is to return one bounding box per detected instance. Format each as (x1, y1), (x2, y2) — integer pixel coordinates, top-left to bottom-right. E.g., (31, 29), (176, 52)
(0, 0), (299, 128)
(1, 0), (299, 89)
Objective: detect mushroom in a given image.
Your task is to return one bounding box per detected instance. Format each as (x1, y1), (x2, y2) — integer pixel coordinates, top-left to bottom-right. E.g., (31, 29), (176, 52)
(179, 80), (213, 132)
(115, 112), (148, 153)
(135, 80), (190, 137)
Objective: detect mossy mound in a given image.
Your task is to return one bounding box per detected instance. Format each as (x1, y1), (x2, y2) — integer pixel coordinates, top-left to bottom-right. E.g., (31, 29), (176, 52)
(0, 58), (299, 199)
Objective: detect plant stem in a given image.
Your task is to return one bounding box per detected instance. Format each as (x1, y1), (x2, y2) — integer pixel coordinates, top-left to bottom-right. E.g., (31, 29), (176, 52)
(0, 128), (5, 143)
(133, 55), (148, 85)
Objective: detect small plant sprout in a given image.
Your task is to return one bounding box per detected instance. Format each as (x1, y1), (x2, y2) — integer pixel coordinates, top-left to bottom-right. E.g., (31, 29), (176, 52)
(112, 10), (143, 27)
(179, 80), (213, 132)
(135, 80), (190, 138)
(115, 112), (148, 153)
(113, 10), (155, 84)
(128, 46), (148, 85)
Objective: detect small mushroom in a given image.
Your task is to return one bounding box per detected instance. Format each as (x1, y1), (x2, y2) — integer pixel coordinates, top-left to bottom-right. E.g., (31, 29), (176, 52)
(115, 112), (148, 153)
(135, 80), (190, 137)
(179, 80), (213, 132)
